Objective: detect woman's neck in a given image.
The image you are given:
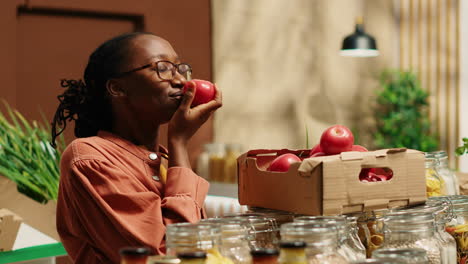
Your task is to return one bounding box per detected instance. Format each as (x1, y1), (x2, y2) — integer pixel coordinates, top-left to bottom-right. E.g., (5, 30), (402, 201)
(111, 120), (160, 152)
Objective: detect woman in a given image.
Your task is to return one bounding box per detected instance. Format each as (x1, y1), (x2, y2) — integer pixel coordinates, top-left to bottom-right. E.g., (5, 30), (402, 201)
(50, 32), (222, 263)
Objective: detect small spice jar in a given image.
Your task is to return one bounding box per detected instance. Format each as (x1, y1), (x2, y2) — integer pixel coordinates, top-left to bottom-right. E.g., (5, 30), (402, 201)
(381, 211), (441, 264)
(119, 247), (151, 264)
(177, 252), (207, 264)
(251, 248), (279, 264)
(372, 248), (429, 264)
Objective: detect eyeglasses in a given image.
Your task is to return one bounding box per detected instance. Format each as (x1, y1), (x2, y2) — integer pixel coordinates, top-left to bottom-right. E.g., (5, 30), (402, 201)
(114, 60), (192, 81)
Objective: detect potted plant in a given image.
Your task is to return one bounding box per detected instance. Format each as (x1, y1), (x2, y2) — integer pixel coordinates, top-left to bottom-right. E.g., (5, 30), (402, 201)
(0, 102), (65, 203)
(373, 69), (438, 152)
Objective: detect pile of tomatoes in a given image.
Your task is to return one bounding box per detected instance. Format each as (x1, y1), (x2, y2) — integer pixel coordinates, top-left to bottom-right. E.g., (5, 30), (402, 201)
(266, 125), (393, 182)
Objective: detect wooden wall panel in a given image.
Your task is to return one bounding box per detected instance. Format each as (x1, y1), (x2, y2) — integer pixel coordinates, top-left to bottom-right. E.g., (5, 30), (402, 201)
(0, 0), (213, 168)
(398, 0), (460, 168)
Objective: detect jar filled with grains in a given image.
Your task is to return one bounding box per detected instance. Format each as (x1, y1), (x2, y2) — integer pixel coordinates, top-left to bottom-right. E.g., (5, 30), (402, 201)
(390, 200), (457, 264)
(294, 215), (364, 262)
(381, 211), (441, 264)
(372, 248), (429, 264)
(280, 222), (348, 264)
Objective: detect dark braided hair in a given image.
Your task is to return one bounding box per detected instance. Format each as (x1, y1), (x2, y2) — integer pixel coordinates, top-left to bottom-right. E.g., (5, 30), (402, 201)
(51, 32), (155, 148)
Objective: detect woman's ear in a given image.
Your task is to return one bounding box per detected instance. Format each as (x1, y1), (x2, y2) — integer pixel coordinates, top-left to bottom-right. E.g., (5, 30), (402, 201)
(106, 79), (127, 97)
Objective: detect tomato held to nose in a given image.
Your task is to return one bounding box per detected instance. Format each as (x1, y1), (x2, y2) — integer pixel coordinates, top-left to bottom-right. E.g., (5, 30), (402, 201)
(267, 153), (301, 172)
(183, 79), (215, 107)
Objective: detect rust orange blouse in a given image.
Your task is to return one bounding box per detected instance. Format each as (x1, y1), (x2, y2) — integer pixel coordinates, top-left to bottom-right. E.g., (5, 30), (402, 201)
(56, 131), (209, 264)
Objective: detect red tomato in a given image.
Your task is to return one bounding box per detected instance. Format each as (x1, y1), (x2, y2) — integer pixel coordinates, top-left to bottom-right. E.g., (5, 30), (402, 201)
(320, 125), (354, 155)
(309, 144), (322, 156)
(310, 152), (326, 157)
(183, 79), (215, 107)
(352, 145), (368, 152)
(267, 153), (301, 172)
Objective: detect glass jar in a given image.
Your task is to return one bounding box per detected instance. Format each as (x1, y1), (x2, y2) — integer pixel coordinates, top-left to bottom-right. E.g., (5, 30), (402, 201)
(437, 195), (468, 264)
(119, 247), (151, 264)
(198, 219), (252, 264)
(294, 215), (364, 261)
(372, 248), (429, 264)
(346, 216), (367, 259)
(278, 241), (308, 264)
(425, 153), (446, 197)
(381, 211), (441, 264)
(209, 143), (226, 182)
(149, 256), (181, 264)
(250, 248), (279, 264)
(197, 143), (215, 180)
(353, 210), (387, 258)
(432, 151), (460, 195)
(220, 214), (279, 249)
(280, 222), (347, 264)
(166, 222), (232, 264)
(422, 200), (457, 264)
(224, 143), (242, 183)
(244, 208), (295, 241)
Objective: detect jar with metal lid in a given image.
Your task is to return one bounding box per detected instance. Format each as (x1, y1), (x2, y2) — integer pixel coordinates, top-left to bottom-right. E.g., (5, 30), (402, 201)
(352, 209), (387, 258)
(201, 219), (252, 264)
(294, 215), (364, 261)
(149, 256), (181, 264)
(280, 222), (347, 264)
(250, 248), (279, 264)
(166, 222), (233, 264)
(119, 247), (151, 264)
(278, 241), (307, 264)
(177, 251), (207, 264)
(392, 200), (456, 264)
(381, 211), (441, 264)
(220, 214), (279, 249)
(434, 195), (468, 264)
(372, 248), (429, 264)
(425, 153), (446, 197)
(432, 150), (459, 195)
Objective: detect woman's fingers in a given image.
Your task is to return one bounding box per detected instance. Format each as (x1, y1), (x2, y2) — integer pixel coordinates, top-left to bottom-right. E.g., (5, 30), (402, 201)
(179, 81), (196, 111)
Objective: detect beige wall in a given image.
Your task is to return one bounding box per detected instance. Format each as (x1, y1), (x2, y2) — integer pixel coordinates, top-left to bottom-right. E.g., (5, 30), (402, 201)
(212, 0), (395, 151)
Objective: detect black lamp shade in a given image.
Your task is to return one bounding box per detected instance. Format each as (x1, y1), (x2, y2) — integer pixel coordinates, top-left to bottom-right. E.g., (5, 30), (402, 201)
(340, 24), (379, 57)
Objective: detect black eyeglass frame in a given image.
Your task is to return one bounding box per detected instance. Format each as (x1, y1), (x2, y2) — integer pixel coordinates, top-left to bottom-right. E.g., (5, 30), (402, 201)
(113, 60), (192, 80)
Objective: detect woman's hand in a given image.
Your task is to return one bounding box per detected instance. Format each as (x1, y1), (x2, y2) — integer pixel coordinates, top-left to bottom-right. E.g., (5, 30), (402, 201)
(167, 83), (222, 168)
(168, 83), (222, 143)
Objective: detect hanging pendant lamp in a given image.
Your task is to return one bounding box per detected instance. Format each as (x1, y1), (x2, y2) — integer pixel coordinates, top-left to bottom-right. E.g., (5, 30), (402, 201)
(340, 16), (379, 57)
